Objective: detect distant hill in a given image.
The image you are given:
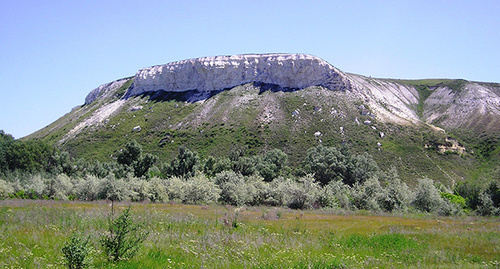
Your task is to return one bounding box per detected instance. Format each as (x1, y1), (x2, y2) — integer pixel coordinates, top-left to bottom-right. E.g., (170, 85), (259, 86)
(27, 53), (500, 184)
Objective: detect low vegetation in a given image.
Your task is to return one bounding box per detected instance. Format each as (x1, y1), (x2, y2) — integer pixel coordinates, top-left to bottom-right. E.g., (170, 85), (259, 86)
(0, 201), (498, 268)
(1, 134), (498, 216)
(1, 129), (499, 267)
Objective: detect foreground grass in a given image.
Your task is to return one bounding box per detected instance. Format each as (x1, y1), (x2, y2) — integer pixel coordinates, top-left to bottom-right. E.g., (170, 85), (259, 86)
(0, 200), (498, 268)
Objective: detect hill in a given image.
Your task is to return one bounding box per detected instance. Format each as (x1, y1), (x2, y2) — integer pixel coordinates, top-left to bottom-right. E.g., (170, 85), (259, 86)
(27, 53), (500, 185)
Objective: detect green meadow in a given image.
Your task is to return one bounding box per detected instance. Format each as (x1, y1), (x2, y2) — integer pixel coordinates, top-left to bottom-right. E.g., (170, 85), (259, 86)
(0, 200), (498, 268)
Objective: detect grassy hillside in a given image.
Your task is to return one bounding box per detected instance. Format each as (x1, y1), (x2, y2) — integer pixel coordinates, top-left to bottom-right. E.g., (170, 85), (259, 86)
(26, 80), (492, 185)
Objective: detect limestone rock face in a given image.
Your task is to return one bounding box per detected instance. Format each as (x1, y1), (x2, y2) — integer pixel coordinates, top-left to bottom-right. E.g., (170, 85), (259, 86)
(129, 53), (351, 96)
(85, 78), (129, 105)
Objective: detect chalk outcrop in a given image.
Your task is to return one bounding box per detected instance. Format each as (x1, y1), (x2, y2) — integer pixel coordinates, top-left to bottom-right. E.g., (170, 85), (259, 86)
(85, 78), (129, 105)
(128, 53), (351, 96)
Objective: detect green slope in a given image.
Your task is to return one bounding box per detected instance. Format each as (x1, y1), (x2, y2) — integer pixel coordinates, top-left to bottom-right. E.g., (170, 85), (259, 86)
(27, 80), (494, 185)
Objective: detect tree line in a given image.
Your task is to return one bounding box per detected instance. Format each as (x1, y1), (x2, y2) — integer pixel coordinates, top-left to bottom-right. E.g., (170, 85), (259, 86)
(0, 131), (498, 216)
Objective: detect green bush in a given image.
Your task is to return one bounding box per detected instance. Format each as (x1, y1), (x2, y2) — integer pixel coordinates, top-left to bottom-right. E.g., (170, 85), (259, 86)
(61, 232), (93, 269)
(0, 179), (13, 199)
(182, 173), (220, 204)
(48, 174), (74, 200)
(216, 171), (254, 206)
(164, 176), (185, 201)
(379, 168), (413, 212)
(74, 175), (103, 201)
(440, 192), (466, 209)
(412, 177), (447, 213)
(351, 177), (383, 211)
(148, 177), (168, 203)
(320, 180), (352, 209)
(100, 206), (149, 262)
(278, 175), (320, 209)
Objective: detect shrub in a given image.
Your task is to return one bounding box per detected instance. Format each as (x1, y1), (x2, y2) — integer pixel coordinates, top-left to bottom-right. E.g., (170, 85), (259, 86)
(98, 176), (132, 202)
(148, 177), (168, 203)
(216, 171), (254, 206)
(24, 174), (47, 198)
(127, 177), (151, 202)
(245, 175), (274, 206)
(320, 180), (352, 209)
(0, 179), (13, 199)
(61, 232), (93, 269)
(278, 175), (320, 209)
(412, 177), (446, 213)
(183, 173), (220, 204)
(48, 174), (74, 200)
(477, 191), (500, 216)
(379, 168), (413, 212)
(100, 207), (149, 262)
(74, 175), (102, 201)
(164, 176), (185, 201)
(351, 177), (383, 211)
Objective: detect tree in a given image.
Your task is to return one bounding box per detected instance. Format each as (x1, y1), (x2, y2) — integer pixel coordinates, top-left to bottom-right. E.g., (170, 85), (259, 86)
(171, 146), (199, 178)
(0, 130), (15, 172)
(256, 149), (289, 181)
(116, 140), (157, 178)
(133, 153), (158, 178)
(233, 156), (257, 176)
(51, 151), (75, 176)
(4, 139), (55, 172)
(302, 145), (348, 185)
(346, 152), (380, 186)
(412, 177), (446, 213)
(116, 140), (142, 167)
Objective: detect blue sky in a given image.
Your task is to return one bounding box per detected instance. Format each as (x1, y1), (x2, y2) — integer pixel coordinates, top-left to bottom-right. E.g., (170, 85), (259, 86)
(1, 0), (499, 138)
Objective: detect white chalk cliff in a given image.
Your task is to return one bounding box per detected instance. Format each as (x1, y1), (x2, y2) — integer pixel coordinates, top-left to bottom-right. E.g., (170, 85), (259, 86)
(79, 53), (500, 134)
(128, 53), (351, 95)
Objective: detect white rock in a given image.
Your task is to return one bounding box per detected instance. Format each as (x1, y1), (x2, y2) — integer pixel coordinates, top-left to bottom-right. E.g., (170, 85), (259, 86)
(84, 78), (129, 105)
(133, 126), (141, 132)
(130, 106), (143, 111)
(363, 120), (372, 125)
(314, 131), (322, 137)
(129, 53), (351, 95)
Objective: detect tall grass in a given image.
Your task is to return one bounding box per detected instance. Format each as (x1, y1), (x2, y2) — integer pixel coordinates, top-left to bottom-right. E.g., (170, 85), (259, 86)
(0, 200), (498, 268)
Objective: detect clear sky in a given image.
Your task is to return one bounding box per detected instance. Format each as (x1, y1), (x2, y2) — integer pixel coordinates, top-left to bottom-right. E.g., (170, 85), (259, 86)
(1, 0), (499, 139)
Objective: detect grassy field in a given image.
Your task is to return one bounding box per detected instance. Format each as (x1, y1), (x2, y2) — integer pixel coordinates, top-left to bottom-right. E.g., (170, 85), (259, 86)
(0, 200), (498, 268)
